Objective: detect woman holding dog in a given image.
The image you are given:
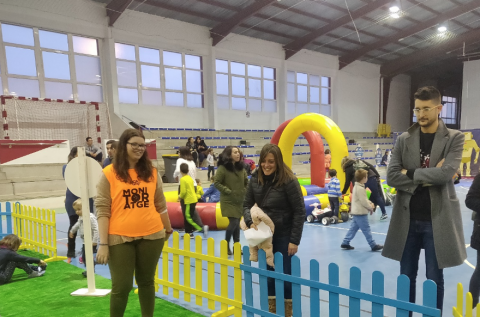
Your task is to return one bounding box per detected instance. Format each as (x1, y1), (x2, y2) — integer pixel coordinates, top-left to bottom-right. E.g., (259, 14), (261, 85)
(243, 143), (306, 317)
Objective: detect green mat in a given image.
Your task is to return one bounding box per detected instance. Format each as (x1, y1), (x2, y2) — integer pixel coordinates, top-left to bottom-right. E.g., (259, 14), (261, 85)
(0, 251), (204, 317)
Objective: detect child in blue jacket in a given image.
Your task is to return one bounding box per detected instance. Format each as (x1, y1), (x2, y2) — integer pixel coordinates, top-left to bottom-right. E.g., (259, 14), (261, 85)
(202, 176), (220, 203)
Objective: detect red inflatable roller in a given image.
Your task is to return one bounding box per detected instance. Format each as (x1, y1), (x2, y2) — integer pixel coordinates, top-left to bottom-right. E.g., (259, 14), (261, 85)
(167, 202), (218, 230)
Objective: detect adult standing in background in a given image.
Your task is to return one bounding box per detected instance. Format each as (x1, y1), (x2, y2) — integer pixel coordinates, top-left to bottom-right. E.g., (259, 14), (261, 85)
(214, 146), (248, 255)
(243, 144), (306, 317)
(194, 136), (208, 167)
(63, 146), (94, 262)
(186, 137), (198, 167)
(103, 140), (118, 168)
(96, 129), (173, 317)
(467, 173), (480, 309)
(85, 137), (103, 163)
(173, 146), (197, 186)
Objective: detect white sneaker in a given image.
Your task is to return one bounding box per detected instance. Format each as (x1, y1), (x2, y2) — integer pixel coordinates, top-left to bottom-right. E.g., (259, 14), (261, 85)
(28, 268), (45, 278)
(203, 225), (209, 238)
(380, 214), (388, 220)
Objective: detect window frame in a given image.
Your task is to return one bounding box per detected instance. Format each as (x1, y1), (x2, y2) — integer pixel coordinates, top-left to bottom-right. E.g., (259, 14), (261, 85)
(115, 43), (204, 108)
(287, 70), (331, 117)
(215, 58), (277, 113)
(0, 22), (104, 102)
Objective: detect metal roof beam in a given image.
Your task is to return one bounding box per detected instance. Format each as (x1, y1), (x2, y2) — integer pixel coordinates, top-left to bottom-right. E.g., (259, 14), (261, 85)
(283, 0), (392, 59)
(339, 0), (480, 69)
(107, 0), (135, 26)
(209, 0), (276, 46)
(380, 27), (480, 77)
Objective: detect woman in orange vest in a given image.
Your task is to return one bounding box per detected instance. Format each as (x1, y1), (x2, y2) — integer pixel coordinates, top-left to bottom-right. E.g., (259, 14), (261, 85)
(96, 129), (173, 317)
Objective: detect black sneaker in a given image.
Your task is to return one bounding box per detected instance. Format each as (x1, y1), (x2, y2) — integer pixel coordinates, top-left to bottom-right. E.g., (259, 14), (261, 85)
(341, 244), (354, 250)
(372, 244), (383, 251)
(82, 271), (87, 278)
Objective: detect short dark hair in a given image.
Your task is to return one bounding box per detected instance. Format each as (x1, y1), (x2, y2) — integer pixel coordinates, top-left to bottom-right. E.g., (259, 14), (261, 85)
(195, 178), (201, 184)
(325, 149), (331, 155)
(106, 139), (115, 146)
(414, 86), (441, 105)
(329, 169), (337, 177)
(355, 169), (368, 182)
(86, 137), (92, 142)
(180, 163), (189, 174)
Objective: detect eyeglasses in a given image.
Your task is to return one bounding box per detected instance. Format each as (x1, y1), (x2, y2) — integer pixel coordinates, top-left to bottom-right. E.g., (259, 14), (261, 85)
(413, 105), (440, 115)
(127, 142), (147, 149)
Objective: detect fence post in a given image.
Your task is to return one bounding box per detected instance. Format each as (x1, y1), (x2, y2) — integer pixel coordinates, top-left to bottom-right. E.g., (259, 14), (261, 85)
(162, 233), (170, 296)
(328, 263), (340, 317)
(422, 280), (437, 317)
(258, 249), (269, 313)
(195, 235), (203, 305)
(372, 271), (384, 317)
(274, 252), (285, 316)
(310, 260), (320, 316)
(184, 234), (191, 303)
(349, 267), (361, 317)
(292, 256), (302, 317)
(456, 283), (464, 317)
(242, 246), (254, 317)
(173, 231), (180, 299)
(396, 275), (410, 317)
(233, 243), (242, 317)
(207, 238), (215, 310)
(219, 240), (228, 312)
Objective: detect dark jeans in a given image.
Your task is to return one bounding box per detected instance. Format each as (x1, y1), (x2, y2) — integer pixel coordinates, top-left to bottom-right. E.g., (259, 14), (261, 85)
(267, 235), (292, 299)
(469, 251), (480, 308)
(192, 151), (198, 167)
(225, 217), (240, 245)
(400, 220), (444, 315)
(329, 196), (340, 217)
(87, 152), (103, 163)
(67, 214), (79, 257)
(109, 238), (164, 317)
(198, 151), (206, 165)
(81, 244), (98, 269)
(365, 176), (386, 215)
(180, 200), (203, 234)
(207, 166), (215, 179)
(0, 261), (34, 285)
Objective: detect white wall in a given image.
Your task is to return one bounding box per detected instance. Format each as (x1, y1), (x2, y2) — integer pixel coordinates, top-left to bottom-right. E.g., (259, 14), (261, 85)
(387, 74), (411, 132)
(0, 0), (410, 132)
(462, 60), (480, 129)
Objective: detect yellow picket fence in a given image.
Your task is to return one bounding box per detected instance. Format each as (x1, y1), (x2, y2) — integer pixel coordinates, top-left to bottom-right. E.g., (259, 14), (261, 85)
(12, 203), (66, 262)
(453, 283), (480, 317)
(156, 232), (243, 317)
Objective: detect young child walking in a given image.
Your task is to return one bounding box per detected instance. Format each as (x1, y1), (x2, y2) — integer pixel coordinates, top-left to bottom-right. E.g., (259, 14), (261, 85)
(69, 199), (99, 277)
(179, 163), (208, 237)
(202, 175), (220, 203)
(327, 169), (342, 217)
(206, 148), (215, 181)
(196, 178), (205, 202)
(0, 234), (47, 284)
(341, 170), (383, 251)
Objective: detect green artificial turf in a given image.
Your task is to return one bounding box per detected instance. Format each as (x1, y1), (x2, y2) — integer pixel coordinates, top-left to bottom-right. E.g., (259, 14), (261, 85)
(0, 251), (204, 317)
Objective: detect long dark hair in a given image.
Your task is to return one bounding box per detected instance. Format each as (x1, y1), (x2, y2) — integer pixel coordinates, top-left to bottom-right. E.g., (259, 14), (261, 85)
(178, 146), (193, 161)
(257, 144), (295, 187)
(217, 146), (244, 172)
(68, 146), (78, 162)
(195, 136), (202, 144)
(113, 129), (154, 183)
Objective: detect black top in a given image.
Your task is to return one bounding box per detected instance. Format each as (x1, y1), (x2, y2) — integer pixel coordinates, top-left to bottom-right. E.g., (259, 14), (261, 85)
(407, 131), (435, 221)
(466, 174), (480, 217)
(342, 160), (380, 194)
(0, 247), (40, 273)
(243, 171), (305, 245)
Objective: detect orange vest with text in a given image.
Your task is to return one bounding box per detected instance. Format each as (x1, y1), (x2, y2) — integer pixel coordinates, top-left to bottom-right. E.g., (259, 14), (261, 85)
(103, 165), (163, 236)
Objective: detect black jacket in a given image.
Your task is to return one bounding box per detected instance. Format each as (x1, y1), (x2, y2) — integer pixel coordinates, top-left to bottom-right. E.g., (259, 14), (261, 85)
(243, 171), (305, 245)
(342, 160), (380, 194)
(0, 248), (40, 275)
(467, 174), (480, 250)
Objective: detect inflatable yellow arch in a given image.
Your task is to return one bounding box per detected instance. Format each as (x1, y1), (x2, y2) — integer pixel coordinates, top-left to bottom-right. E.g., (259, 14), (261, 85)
(278, 113), (349, 187)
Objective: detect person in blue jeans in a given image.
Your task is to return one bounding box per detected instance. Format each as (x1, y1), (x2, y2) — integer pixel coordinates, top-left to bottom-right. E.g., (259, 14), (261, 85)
(341, 169), (383, 251)
(327, 169), (341, 217)
(243, 144), (306, 317)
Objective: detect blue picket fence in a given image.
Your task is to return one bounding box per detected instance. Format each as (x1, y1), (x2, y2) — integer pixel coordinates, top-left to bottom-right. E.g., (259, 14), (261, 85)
(0, 202), (13, 239)
(241, 247), (441, 317)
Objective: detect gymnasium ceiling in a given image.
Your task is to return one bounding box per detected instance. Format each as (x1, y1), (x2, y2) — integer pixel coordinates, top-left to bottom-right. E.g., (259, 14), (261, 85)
(93, 0), (480, 77)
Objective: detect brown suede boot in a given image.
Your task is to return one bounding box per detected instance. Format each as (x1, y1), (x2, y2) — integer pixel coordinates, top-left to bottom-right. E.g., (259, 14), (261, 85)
(284, 299), (293, 317)
(268, 296), (276, 313)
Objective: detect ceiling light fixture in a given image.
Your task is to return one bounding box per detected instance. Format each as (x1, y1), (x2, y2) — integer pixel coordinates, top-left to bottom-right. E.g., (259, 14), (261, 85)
(389, 6), (400, 13)
(391, 13), (400, 19)
(438, 26), (447, 33)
